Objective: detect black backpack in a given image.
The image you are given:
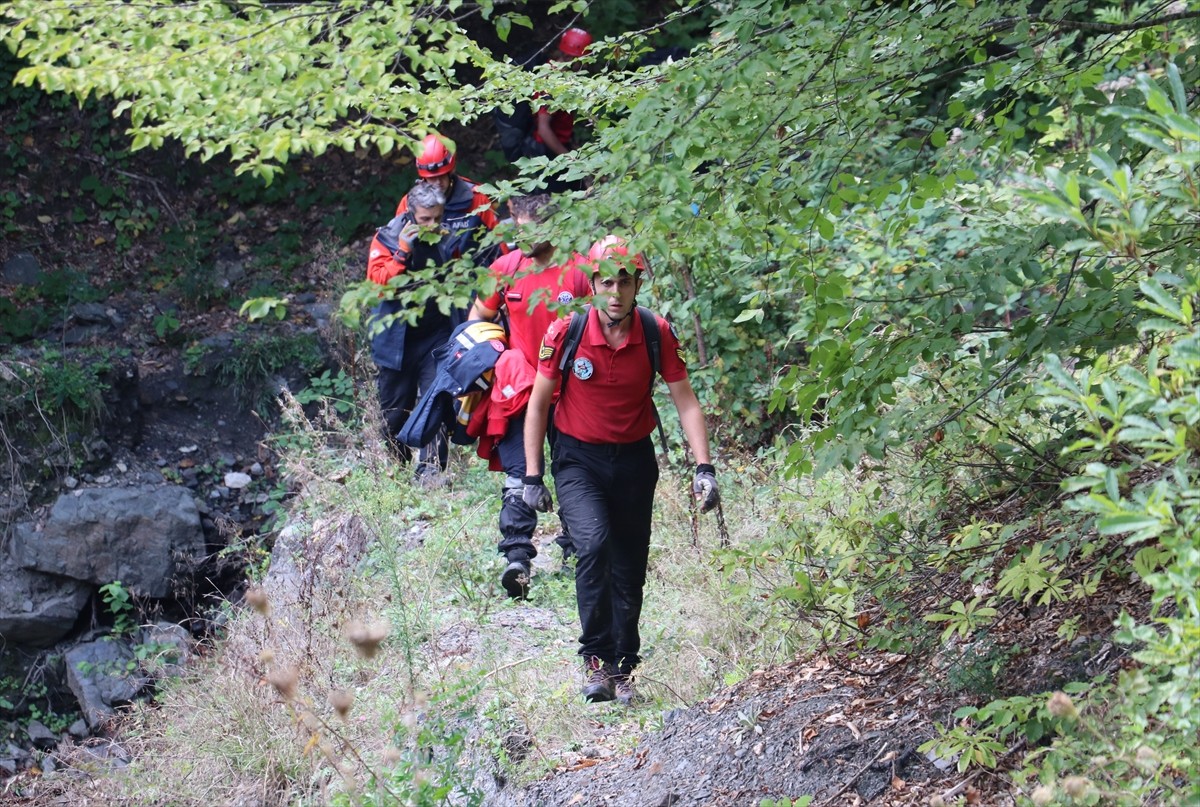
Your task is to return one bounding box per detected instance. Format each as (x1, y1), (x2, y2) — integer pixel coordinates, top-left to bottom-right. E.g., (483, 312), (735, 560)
(492, 49), (550, 162)
(493, 101), (538, 162)
(557, 305), (669, 454)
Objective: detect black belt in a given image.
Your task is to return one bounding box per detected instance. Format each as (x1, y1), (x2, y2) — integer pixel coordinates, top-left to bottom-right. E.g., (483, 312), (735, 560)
(556, 432), (654, 455)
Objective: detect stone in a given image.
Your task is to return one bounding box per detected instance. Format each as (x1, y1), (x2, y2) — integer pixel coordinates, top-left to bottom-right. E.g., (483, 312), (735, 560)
(139, 621), (193, 678)
(224, 472), (252, 489)
(0, 534), (91, 647)
(2, 252), (42, 286)
(70, 302), (110, 324)
(63, 476), (79, 489)
(11, 485), (205, 598)
(65, 638), (149, 727)
(68, 719), (89, 739)
(250, 462), (264, 476)
(25, 720), (58, 749)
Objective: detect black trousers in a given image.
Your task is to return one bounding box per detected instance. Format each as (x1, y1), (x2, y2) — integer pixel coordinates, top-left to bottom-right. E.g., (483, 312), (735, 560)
(551, 433), (658, 672)
(375, 328), (449, 472)
(495, 412), (572, 563)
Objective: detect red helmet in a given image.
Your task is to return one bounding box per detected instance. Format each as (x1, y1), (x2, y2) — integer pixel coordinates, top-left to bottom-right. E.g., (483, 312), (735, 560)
(415, 133), (456, 178)
(558, 27), (592, 58)
(587, 235), (648, 275)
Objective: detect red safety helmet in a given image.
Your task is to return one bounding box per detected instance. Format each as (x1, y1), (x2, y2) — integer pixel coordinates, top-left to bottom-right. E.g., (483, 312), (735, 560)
(558, 27), (593, 58)
(587, 235), (648, 275)
(415, 133), (456, 178)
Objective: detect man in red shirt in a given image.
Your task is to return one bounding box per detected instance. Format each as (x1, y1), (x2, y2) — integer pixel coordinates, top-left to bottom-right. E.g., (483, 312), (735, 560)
(469, 195), (591, 598)
(522, 236), (720, 705)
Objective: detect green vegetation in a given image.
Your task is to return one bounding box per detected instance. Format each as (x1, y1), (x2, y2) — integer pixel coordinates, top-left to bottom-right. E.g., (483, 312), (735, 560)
(185, 332), (326, 412)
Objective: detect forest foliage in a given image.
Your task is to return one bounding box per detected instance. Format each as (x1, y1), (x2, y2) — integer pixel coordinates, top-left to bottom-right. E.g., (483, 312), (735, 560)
(3, 0), (1199, 802)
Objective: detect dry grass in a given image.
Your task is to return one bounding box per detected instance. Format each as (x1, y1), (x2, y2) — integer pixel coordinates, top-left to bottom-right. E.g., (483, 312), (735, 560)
(54, 400), (853, 805)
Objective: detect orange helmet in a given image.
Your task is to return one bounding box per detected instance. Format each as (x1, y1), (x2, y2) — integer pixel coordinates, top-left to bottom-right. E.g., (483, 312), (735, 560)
(587, 235), (648, 275)
(415, 133), (456, 178)
(558, 27), (592, 58)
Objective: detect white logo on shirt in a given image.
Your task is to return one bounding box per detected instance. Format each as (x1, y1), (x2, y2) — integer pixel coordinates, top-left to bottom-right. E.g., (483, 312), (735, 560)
(572, 358), (593, 380)
(557, 291), (574, 304)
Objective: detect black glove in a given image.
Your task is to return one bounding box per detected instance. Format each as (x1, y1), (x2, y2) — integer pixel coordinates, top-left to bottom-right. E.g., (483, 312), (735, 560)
(692, 463), (719, 513)
(522, 474), (554, 512)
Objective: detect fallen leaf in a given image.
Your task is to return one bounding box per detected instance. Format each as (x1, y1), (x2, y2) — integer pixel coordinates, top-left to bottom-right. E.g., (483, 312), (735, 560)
(965, 785), (982, 804)
(93, 236), (107, 246)
(891, 775), (906, 791)
(37, 215), (53, 224)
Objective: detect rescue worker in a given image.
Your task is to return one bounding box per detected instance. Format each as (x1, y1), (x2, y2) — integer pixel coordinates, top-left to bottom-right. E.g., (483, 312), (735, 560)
(396, 133), (501, 265)
(367, 180), (463, 482)
(533, 28), (592, 158)
(468, 194), (591, 598)
(521, 236), (720, 705)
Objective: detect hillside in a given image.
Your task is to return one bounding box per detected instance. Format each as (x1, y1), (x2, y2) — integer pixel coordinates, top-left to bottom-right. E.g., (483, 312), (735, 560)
(4, 3), (1200, 807)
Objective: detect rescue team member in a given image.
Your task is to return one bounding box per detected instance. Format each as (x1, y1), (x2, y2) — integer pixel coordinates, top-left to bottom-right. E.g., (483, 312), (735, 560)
(467, 195), (591, 598)
(533, 28), (592, 158)
(367, 180), (462, 482)
(521, 236), (720, 705)
(396, 133), (502, 264)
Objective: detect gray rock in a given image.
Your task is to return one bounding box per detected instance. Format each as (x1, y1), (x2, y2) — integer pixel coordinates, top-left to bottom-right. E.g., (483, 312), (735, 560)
(224, 472), (252, 489)
(0, 758), (15, 776)
(139, 621), (193, 678)
(71, 303), (110, 325)
(12, 485), (205, 598)
(2, 252), (42, 286)
(65, 638), (149, 727)
(68, 719), (89, 739)
(0, 534), (92, 647)
(61, 324), (107, 346)
(25, 719), (58, 749)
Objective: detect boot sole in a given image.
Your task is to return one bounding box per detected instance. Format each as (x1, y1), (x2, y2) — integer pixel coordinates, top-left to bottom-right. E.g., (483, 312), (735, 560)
(583, 685), (615, 703)
(501, 563), (530, 599)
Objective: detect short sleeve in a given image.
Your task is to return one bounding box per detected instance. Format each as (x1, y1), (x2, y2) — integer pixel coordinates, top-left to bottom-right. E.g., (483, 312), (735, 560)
(658, 316), (688, 383)
(536, 315), (572, 380)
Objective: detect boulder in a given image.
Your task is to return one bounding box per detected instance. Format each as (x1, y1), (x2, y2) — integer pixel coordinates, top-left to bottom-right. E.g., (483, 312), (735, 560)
(0, 535), (91, 647)
(1, 252), (42, 286)
(25, 719), (58, 749)
(13, 485), (204, 598)
(64, 638), (149, 728)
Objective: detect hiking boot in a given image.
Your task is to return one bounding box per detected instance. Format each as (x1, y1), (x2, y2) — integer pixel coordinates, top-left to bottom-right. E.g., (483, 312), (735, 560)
(612, 671), (636, 706)
(582, 656), (614, 703)
(500, 560), (531, 599)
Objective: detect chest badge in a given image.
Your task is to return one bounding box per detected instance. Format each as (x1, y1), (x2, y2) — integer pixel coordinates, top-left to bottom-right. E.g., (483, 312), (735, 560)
(572, 358), (594, 380)
(557, 291), (575, 304)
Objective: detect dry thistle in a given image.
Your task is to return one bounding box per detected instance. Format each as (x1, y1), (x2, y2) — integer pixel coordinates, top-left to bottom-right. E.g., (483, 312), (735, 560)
(1062, 776), (1092, 799)
(244, 587), (270, 616)
(1047, 691), (1078, 721)
(1030, 784), (1055, 806)
(1134, 745), (1160, 773)
(267, 666), (299, 700)
(381, 746), (402, 767)
(346, 619), (390, 659)
(329, 689), (355, 719)
(258, 648), (276, 666)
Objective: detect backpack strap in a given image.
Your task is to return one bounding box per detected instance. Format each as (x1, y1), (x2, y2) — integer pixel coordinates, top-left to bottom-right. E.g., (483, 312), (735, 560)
(635, 306), (669, 457)
(558, 305), (669, 456)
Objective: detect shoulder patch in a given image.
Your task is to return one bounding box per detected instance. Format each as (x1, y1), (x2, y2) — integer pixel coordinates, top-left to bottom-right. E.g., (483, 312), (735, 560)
(539, 341), (555, 361)
(676, 346), (686, 362)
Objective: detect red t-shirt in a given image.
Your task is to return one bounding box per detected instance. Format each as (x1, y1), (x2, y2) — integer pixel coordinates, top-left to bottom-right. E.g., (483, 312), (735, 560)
(538, 307), (687, 444)
(533, 92), (575, 147)
(482, 252), (591, 366)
